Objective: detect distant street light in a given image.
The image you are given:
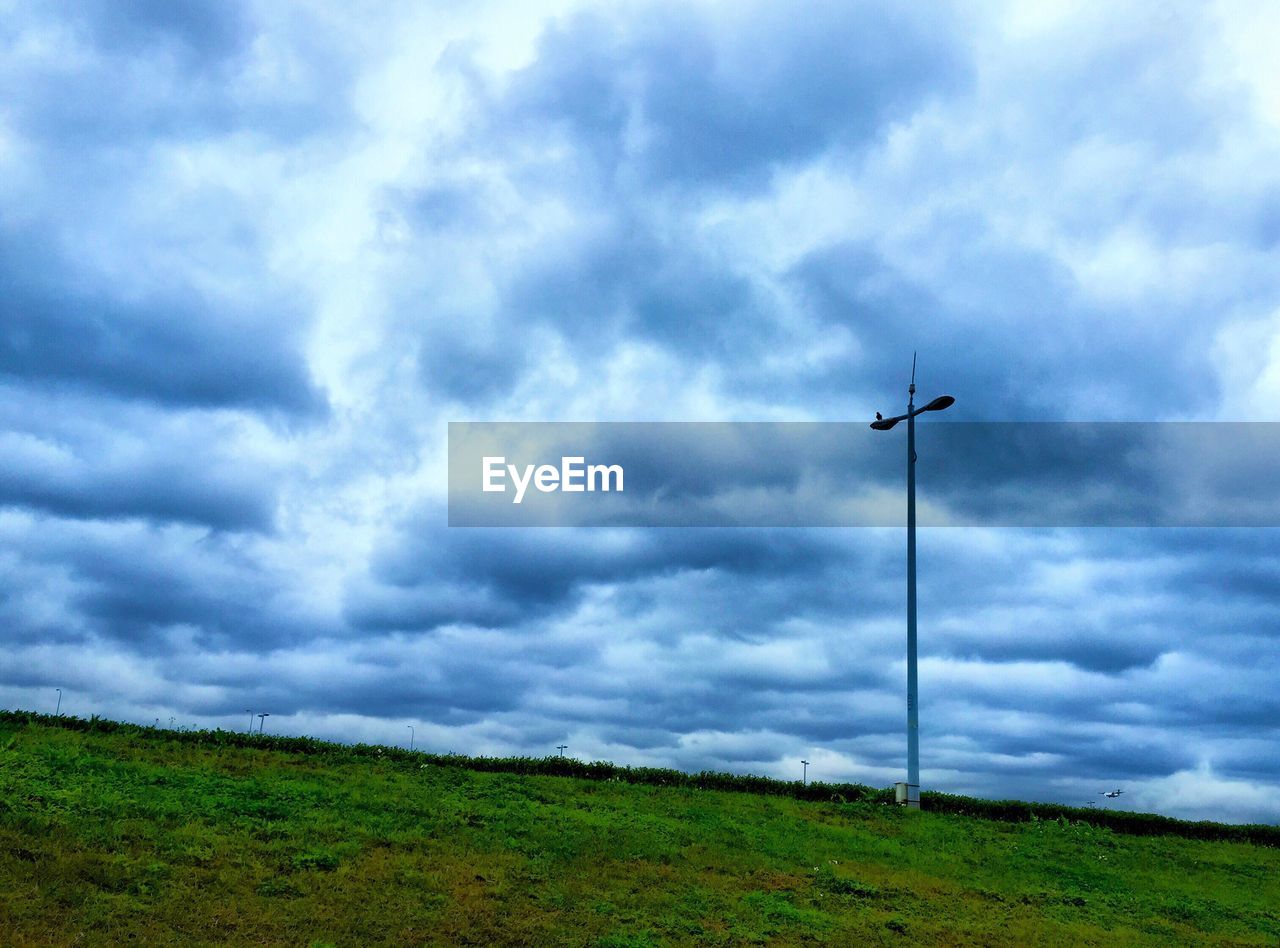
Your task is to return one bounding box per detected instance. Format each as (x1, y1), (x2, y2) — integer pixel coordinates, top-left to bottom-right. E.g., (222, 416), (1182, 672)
(55, 688), (61, 717)
(801, 760), (809, 786)
(407, 725), (415, 751)
(246, 709), (254, 733)
(556, 744), (567, 757)
(257, 712), (270, 735)
(871, 354), (954, 811)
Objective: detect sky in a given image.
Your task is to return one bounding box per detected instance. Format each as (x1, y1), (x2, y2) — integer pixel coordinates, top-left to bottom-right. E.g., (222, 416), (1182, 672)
(2, 0), (1280, 823)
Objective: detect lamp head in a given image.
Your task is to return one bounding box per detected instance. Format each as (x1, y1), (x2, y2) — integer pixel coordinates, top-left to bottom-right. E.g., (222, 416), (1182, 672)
(921, 394), (955, 413)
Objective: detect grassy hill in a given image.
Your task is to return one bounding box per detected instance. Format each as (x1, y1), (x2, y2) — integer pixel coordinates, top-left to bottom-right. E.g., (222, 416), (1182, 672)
(1, 713), (1277, 945)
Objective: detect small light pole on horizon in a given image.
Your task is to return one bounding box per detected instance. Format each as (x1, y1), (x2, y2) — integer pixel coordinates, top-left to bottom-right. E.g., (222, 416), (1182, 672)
(407, 725), (415, 751)
(801, 760), (809, 786)
(246, 709), (254, 733)
(55, 688), (61, 717)
(556, 744), (567, 757)
(871, 353), (955, 810)
(257, 712), (270, 735)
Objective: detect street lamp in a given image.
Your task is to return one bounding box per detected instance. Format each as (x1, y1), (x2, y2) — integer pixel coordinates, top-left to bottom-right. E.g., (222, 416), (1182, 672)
(801, 759), (809, 786)
(246, 709), (254, 733)
(556, 744), (567, 757)
(55, 688), (61, 717)
(257, 712), (270, 735)
(407, 725), (415, 751)
(871, 354), (954, 810)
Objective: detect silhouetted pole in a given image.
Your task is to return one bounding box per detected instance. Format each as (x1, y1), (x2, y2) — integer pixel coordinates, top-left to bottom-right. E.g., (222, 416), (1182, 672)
(407, 725), (415, 750)
(906, 380), (919, 810)
(871, 356), (954, 811)
(55, 688), (61, 717)
(801, 759), (809, 785)
(246, 709), (254, 733)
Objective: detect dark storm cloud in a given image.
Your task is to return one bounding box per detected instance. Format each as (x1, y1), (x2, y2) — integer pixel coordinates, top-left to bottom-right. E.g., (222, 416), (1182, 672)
(2, 0), (350, 146)
(935, 625), (1167, 675)
(187, 634), (543, 722)
(393, 2), (971, 410)
(71, 0), (251, 66)
(0, 231), (325, 416)
(750, 13), (1272, 423)
(416, 333), (531, 404)
(504, 215), (761, 356)
(0, 387), (284, 531)
(402, 0), (1278, 431)
(346, 514), (895, 633)
(0, 450), (274, 531)
(501, 2), (967, 190)
(390, 201), (766, 403)
(347, 499), (1280, 798)
(0, 516), (333, 654)
(785, 239), (1223, 421)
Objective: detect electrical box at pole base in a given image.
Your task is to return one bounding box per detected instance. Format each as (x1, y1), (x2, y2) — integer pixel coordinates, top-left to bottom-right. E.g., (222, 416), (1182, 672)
(894, 782), (921, 808)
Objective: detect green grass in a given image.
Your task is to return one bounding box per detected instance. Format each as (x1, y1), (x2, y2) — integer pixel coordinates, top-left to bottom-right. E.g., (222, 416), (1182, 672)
(1, 717), (1277, 945)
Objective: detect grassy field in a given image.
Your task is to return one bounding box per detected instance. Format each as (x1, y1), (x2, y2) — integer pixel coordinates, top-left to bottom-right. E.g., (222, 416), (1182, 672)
(1, 717), (1278, 946)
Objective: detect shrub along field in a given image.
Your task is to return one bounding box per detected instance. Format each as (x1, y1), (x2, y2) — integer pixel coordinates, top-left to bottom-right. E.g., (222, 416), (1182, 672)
(1, 713), (1277, 945)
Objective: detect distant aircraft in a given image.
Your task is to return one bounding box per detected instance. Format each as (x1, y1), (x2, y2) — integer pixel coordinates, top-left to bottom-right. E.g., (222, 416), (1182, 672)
(1099, 789), (1124, 798)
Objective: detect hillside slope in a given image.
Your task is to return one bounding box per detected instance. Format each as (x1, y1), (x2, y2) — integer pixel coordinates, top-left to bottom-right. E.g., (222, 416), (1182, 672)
(1, 717), (1277, 945)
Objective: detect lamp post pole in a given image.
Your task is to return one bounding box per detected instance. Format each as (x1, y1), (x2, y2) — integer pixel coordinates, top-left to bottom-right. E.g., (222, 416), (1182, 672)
(906, 380), (919, 810)
(871, 357), (953, 811)
(407, 725), (415, 751)
(55, 688), (62, 717)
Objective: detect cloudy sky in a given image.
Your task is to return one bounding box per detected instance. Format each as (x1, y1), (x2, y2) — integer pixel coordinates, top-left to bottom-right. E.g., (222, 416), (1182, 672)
(3, 0), (1280, 823)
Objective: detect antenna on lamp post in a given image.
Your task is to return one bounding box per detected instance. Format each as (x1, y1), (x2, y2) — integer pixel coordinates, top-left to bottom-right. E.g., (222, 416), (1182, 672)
(871, 353), (954, 810)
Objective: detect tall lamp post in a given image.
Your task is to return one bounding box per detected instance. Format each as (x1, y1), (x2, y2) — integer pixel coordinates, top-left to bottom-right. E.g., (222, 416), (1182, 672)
(871, 356), (954, 810)
(407, 725), (415, 751)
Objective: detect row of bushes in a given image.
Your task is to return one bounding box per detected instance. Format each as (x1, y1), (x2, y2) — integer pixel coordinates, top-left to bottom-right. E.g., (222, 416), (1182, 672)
(5, 708), (1277, 847)
(918, 792), (1280, 847)
(0, 708), (887, 802)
